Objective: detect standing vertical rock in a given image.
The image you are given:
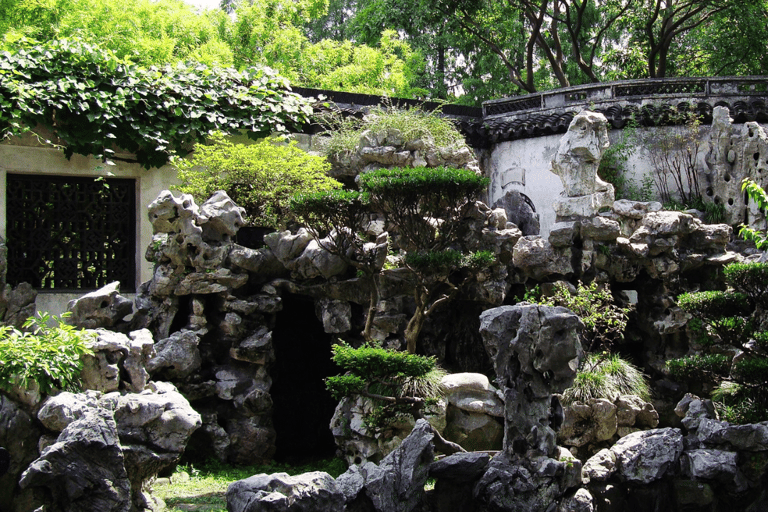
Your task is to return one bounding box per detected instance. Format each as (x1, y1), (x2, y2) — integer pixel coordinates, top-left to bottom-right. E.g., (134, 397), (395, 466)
(475, 304), (584, 512)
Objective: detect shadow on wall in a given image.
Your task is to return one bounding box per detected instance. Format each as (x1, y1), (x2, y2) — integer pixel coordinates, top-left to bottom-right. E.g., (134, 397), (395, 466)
(270, 294), (339, 463)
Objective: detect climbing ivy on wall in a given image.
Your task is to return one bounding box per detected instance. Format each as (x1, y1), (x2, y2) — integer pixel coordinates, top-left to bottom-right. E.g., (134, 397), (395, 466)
(0, 38), (314, 168)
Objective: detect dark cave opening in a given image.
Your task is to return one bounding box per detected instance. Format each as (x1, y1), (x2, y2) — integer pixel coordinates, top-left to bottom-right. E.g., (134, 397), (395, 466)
(270, 294), (339, 463)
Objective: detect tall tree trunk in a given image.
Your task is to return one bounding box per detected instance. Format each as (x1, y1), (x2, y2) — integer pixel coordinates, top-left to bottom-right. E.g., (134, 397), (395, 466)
(363, 273), (380, 341)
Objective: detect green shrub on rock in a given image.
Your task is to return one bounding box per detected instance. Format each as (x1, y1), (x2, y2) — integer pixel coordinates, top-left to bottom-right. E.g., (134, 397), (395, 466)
(0, 312), (94, 395)
(175, 134), (340, 228)
(562, 353), (650, 405)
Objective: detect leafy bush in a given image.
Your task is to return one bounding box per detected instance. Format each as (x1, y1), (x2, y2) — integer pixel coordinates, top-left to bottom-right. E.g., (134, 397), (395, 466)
(562, 353), (650, 405)
(320, 105), (468, 159)
(677, 290), (750, 318)
(739, 178), (768, 251)
(534, 281), (631, 353)
(175, 134), (339, 228)
(0, 38), (313, 168)
(0, 312), (94, 395)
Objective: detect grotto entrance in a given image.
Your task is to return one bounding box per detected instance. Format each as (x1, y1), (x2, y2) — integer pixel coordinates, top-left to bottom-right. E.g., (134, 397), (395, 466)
(270, 294), (339, 462)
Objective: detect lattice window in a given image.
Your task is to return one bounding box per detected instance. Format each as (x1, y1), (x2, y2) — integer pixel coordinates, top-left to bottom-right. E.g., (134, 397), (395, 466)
(485, 95), (543, 116)
(6, 174), (136, 291)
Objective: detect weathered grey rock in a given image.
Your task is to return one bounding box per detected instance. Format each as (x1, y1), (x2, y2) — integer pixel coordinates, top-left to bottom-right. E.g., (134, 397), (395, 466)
(681, 449), (741, 482)
(227, 471), (344, 512)
(230, 326), (274, 365)
(441, 373), (504, 417)
(66, 282), (133, 329)
(225, 416), (276, 465)
(198, 190), (246, 242)
(146, 329), (202, 379)
(125, 329), (155, 392)
(479, 304), (583, 456)
(38, 390), (103, 432)
(612, 200), (662, 220)
(229, 245), (286, 276)
(558, 488), (594, 512)
(696, 418), (768, 451)
(0, 394), (42, 508)
(290, 238), (348, 279)
(264, 229), (313, 263)
(81, 329), (129, 393)
(492, 190), (541, 236)
(429, 451), (491, 480)
(3, 281), (37, 328)
(552, 112), (611, 197)
(581, 216), (621, 242)
(512, 236), (573, 279)
(359, 419), (435, 512)
(19, 409), (131, 512)
(474, 452), (582, 512)
(315, 297), (352, 333)
(610, 428), (683, 484)
(105, 382), (202, 454)
(582, 448), (616, 482)
(549, 221), (579, 247)
(443, 407), (503, 452)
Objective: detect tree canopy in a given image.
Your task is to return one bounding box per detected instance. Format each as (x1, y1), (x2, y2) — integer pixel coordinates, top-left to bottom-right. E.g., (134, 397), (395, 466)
(2, 0), (766, 105)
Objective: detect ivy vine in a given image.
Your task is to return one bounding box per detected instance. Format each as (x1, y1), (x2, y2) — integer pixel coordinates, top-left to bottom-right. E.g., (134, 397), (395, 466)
(0, 38), (314, 168)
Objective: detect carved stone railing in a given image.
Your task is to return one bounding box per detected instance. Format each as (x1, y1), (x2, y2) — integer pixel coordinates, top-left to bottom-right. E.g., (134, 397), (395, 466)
(483, 77), (768, 119)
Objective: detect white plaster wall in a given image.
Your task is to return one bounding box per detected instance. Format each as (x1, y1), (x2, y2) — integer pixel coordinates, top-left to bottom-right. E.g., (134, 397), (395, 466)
(487, 134), (564, 237)
(0, 141), (178, 315)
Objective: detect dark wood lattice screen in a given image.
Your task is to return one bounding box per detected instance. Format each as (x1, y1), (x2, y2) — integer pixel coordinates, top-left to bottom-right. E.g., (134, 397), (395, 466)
(6, 174), (136, 292)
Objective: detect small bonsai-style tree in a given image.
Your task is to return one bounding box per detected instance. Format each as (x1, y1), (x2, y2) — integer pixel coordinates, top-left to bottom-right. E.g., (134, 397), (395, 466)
(174, 134), (340, 228)
(359, 166), (493, 353)
(290, 189), (383, 339)
(668, 262), (768, 423)
(325, 342), (464, 454)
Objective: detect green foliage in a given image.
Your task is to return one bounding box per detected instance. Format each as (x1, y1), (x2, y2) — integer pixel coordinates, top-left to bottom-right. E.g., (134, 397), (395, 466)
(535, 281), (631, 353)
(562, 353), (650, 405)
(670, 260), (768, 423)
(329, 342), (437, 382)
(677, 290), (750, 318)
(1, 0), (233, 68)
(326, 342), (446, 431)
(0, 38), (313, 168)
(667, 354), (731, 383)
(321, 105), (468, 159)
(739, 179), (768, 251)
(175, 134), (339, 228)
(0, 312), (94, 395)
(722, 263), (768, 306)
(290, 189), (370, 243)
(597, 117), (654, 201)
(360, 166), (489, 252)
(404, 249), (494, 273)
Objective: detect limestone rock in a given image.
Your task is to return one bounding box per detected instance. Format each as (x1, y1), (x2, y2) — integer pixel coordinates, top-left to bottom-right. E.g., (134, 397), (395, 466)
(492, 190), (541, 236)
(66, 282), (133, 329)
(38, 390), (103, 432)
(552, 111), (611, 197)
(315, 298), (352, 334)
(146, 329), (202, 379)
(443, 407), (503, 452)
(479, 304), (583, 457)
(19, 409), (131, 512)
(610, 428), (683, 484)
(264, 229), (313, 264)
(558, 488), (594, 512)
(198, 190), (246, 242)
(441, 372), (504, 417)
(227, 471), (344, 512)
(612, 200), (662, 220)
(582, 448), (616, 483)
(0, 394), (42, 508)
(512, 236), (574, 280)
